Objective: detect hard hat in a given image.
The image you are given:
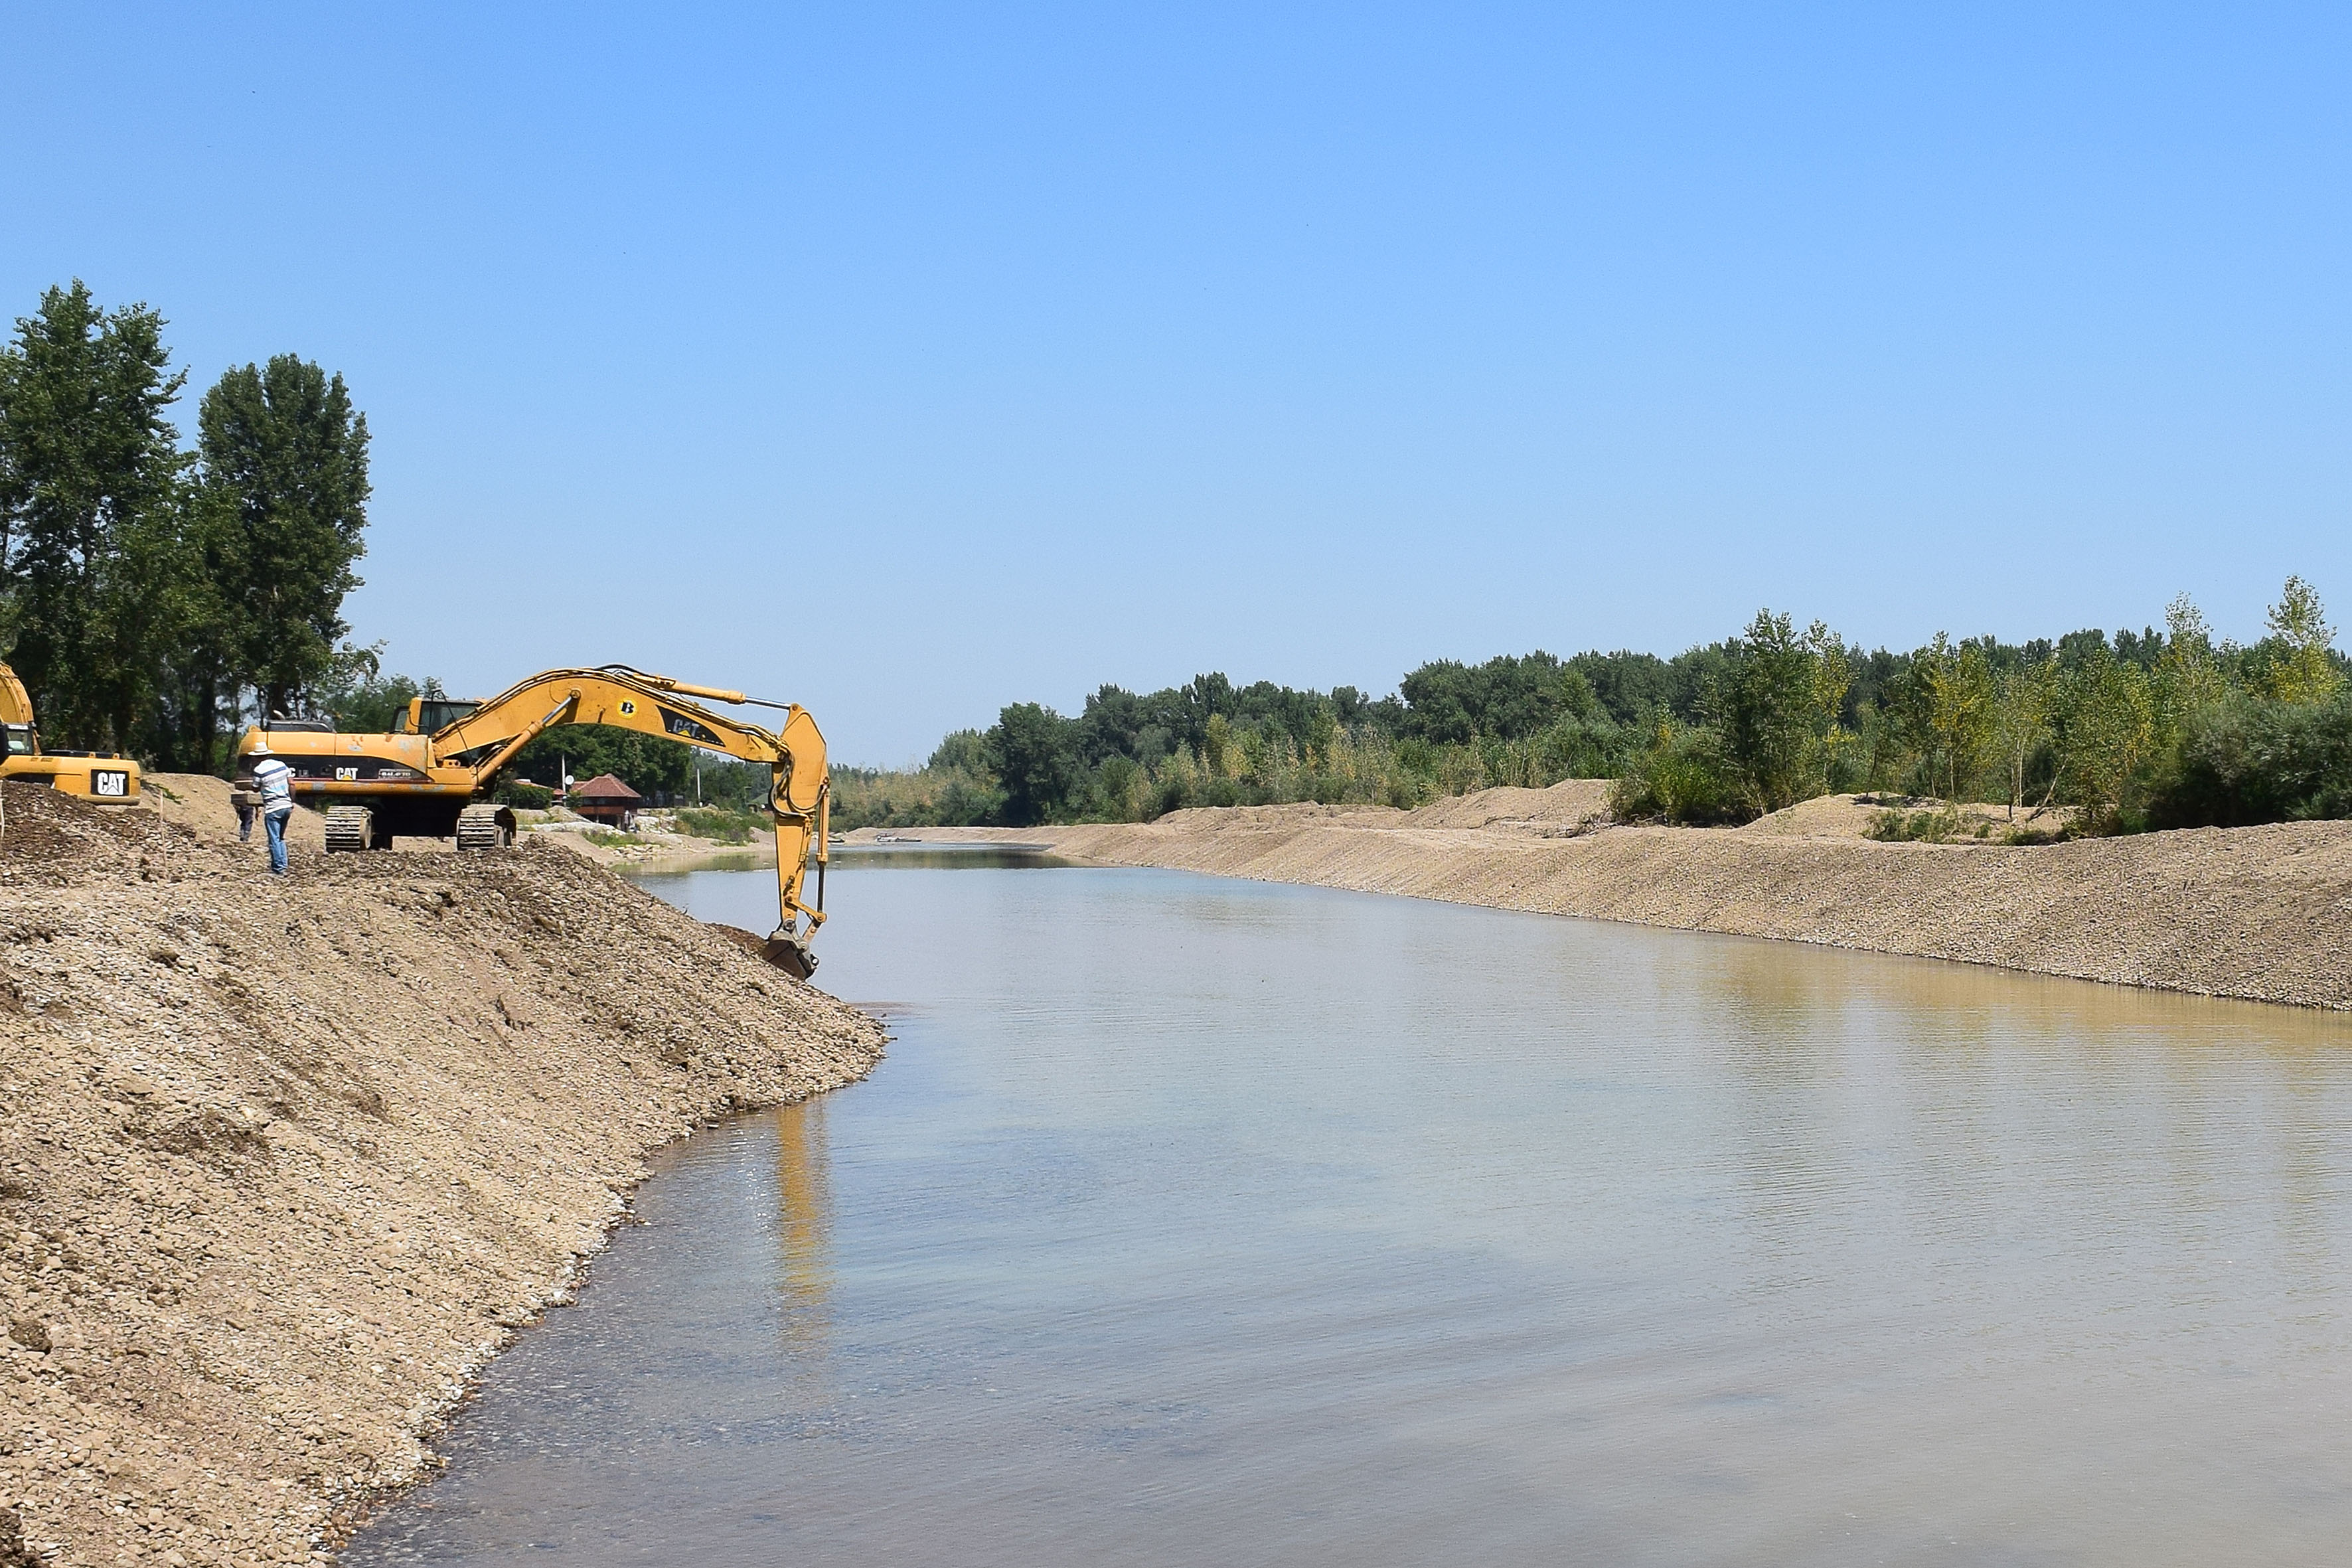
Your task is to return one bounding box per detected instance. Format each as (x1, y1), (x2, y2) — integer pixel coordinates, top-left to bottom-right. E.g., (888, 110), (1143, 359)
(249, 739), (272, 755)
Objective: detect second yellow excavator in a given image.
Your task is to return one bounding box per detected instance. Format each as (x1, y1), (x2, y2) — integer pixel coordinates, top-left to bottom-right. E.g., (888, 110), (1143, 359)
(232, 666), (830, 976)
(1, 662), (143, 805)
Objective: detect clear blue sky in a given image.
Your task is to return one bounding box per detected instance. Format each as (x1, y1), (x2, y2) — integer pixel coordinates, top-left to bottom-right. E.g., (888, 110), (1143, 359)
(5, 4), (2348, 763)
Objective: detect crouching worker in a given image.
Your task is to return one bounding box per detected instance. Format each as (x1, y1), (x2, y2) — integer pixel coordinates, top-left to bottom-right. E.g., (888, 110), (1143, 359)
(248, 741), (295, 875)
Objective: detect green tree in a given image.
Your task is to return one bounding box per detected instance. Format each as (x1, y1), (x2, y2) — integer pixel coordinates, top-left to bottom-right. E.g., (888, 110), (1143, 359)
(1610, 718), (1743, 824)
(2053, 645), (2155, 828)
(2258, 576), (2337, 704)
(310, 644), (431, 735)
(1201, 711), (1239, 777)
(2156, 593), (2229, 728)
(0, 281), (189, 749)
(141, 481), (258, 770)
(2147, 689), (2352, 827)
(1711, 609), (1833, 813)
(929, 728), (990, 774)
(1990, 658), (2057, 817)
(1805, 621), (1855, 786)
(985, 702), (1078, 825)
(197, 354), (371, 722)
(1913, 633), (1997, 800)
(1093, 753), (1146, 820)
(510, 725), (691, 799)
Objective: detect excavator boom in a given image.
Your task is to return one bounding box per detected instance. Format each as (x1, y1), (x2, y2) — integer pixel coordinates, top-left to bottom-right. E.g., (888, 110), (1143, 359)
(234, 665), (829, 977)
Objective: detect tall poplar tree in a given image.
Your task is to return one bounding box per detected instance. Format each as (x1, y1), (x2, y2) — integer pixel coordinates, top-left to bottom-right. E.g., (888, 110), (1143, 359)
(0, 281), (189, 748)
(197, 354), (371, 722)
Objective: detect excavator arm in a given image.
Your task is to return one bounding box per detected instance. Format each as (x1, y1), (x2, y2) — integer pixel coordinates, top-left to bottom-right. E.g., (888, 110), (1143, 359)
(429, 666), (831, 977)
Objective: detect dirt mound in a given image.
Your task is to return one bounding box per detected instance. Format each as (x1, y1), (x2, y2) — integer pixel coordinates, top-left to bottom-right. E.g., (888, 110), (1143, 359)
(1405, 779), (1613, 833)
(1, 813), (885, 1564)
(1739, 793), (2078, 840)
(1737, 793), (1911, 838)
(144, 771), (332, 856)
(137, 770), (241, 839)
(0, 779), (202, 884)
(1152, 801), (1400, 833)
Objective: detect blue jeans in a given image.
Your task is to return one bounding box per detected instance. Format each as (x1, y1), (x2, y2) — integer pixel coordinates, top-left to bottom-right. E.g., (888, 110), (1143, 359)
(264, 807), (292, 874)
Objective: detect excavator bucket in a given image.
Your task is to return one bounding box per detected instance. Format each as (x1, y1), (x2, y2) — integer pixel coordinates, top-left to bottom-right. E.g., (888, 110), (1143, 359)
(761, 933), (819, 980)
(710, 923), (819, 980)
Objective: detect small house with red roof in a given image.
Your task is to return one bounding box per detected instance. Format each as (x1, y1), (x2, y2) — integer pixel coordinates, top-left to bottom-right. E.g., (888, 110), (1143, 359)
(570, 773), (645, 829)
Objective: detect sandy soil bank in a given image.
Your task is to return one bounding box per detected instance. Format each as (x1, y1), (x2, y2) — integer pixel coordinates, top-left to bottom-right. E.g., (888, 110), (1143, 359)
(1, 783), (885, 1565)
(848, 781), (2352, 1008)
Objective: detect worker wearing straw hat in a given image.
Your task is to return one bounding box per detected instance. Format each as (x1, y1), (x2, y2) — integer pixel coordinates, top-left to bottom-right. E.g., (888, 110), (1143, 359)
(248, 740), (295, 876)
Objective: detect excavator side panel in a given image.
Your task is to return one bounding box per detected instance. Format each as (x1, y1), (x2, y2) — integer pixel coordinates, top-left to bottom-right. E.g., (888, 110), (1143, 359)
(0, 755), (143, 805)
(0, 662), (142, 804)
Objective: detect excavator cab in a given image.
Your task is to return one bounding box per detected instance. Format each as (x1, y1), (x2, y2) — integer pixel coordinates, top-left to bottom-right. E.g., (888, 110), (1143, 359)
(392, 697), (482, 736)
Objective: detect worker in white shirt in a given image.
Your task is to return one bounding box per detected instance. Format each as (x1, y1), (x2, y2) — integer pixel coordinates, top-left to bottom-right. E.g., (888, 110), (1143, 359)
(248, 740), (296, 876)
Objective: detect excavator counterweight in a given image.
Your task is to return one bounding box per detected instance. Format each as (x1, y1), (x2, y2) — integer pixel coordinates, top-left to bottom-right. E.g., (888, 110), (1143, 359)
(234, 665), (828, 975)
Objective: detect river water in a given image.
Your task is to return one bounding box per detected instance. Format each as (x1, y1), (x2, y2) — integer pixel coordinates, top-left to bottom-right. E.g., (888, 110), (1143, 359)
(345, 851), (2352, 1566)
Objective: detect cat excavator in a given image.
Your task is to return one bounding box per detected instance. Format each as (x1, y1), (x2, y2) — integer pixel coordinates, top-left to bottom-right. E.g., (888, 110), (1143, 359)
(232, 666), (830, 977)
(0, 662), (143, 805)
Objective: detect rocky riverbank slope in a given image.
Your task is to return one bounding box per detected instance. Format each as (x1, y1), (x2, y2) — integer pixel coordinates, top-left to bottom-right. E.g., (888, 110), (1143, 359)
(848, 782), (2352, 1008)
(1, 782), (886, 1565)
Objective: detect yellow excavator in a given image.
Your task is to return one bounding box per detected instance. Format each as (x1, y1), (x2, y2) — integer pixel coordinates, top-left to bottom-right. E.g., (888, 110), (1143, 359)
(232, 665), (830, 977)
(0, 662), (143, 805)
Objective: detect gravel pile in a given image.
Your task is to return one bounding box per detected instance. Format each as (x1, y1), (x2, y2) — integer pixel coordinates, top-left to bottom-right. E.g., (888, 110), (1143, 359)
(1, 786), (884, 1564)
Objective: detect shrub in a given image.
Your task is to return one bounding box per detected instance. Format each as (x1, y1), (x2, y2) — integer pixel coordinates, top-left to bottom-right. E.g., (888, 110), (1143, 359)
(674, 806), (765, 844)
(1610, 722), (1748, 824)
(1866, 805), (1963, 843)
(2144, 692), (2352, 827)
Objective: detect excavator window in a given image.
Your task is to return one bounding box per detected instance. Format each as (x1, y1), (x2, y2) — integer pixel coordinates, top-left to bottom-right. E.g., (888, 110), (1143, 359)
(416, 699), (481, 736)
(4, 725), (35, 757)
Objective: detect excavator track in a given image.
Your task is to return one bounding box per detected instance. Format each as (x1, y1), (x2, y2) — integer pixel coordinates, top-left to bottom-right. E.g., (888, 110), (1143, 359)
(324, 805), (373, 854)
(455, 803), (516, 852)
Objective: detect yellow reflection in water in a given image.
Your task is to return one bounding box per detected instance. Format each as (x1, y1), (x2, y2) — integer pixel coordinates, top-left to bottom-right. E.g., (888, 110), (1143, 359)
(774, 1096), (832, 1353)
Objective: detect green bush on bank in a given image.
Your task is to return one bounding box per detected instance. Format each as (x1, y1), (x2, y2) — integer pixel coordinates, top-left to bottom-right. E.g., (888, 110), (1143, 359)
(1608, 722), (1747, 825)
(2144, 690), (2352, 828)
(673, 806), (767, 844)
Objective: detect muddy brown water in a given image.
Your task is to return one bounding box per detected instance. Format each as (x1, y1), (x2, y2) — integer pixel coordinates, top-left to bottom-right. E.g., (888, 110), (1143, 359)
(343, 853), (2352, 1565)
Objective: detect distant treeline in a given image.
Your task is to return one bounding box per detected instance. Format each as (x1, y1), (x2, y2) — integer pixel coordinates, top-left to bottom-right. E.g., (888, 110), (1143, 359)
(832, 581), (2350, 837)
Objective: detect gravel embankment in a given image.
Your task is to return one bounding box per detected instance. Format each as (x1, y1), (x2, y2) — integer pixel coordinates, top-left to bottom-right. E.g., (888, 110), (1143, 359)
(1, 783), (886, 1565)
(850, 782), (2352, 1008)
